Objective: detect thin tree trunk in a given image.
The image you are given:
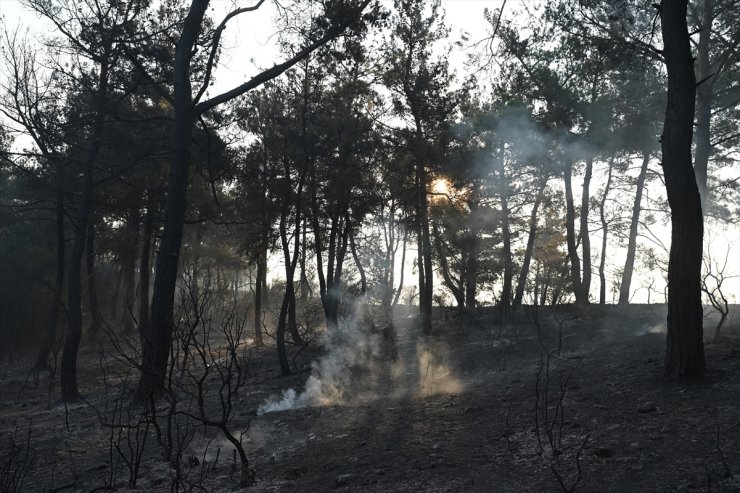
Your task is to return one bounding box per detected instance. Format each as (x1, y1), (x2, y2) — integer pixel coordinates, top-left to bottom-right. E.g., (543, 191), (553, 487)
(120, 208), (140, 332)
(619, 150), (650, 304)
(138, 199), (155, 344)
(514, 178), (547, 307)
(464, 197), (479, 308)
(86, 219), (103, 338)
(563, 162), (584, 304)
(253, 233), (267, 347)
(660, 0), (705, 378)
(110, 262), (123, 320)
(432, 222), (465, 308)
(276, 205), (291, 375)
(346, 213), (367, 295)
(694, 0), (714, 211)
(326, 221), (349, 326)
(417, 158), (433, 334)
(580, 157), (593, 302)
(392, 229), (408, 308)
(36, 191), (65, 370)
(138, 0), (205, 401)
(276, 163), (307, 374)
(61, 46), (110, 401)
(598, 161), (614, 305)
(496, 145), (513, 308)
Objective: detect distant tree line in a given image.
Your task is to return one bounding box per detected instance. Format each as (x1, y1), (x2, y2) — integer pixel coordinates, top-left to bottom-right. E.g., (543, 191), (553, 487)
(0, 0), (737, 399)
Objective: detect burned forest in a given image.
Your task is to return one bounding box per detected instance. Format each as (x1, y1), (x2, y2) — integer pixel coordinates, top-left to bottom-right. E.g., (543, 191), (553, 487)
(1, 0), (740, 491)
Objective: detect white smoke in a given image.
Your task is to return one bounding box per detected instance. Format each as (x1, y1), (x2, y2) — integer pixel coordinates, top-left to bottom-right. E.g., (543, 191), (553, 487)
(257, 304), (381, 415)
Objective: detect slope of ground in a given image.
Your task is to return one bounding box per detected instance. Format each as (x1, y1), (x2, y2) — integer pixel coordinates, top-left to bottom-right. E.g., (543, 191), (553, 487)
(1, 304), (739, 492)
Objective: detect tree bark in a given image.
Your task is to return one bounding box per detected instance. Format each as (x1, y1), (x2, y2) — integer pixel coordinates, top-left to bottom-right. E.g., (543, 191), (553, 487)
(496, 145), (513, 308)
(619, 150), (650, 304)
(36, 190), (65, 370)
(580, 157), (593, 302)
(346, 213), (367, 295)
(660, 0), (705, 378)
(138, 198), (155, 344)
(253, 232), (267, 347)
(60, 45), (110, 401)
(417, 158), (433, 334)
(137, 0), (204, 400)
(598, 161), (613, 305)
(464, 197), (479, 308)
(514, 177), (547, 307)
(563, 162), (584, 304)
(432, 221), (465, 308)
(120, 208), (140, 331)
(694, 0), (714, 211)
(86, 218), (103, 338)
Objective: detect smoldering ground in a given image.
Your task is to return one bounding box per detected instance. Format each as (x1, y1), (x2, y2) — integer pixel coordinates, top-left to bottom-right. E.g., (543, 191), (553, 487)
(257, 302), (465, 415)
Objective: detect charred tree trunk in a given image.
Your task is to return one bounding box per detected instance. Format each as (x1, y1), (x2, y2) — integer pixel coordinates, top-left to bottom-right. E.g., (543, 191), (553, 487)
(299, 220), (310, 302)
(464, 198), (479, 308)
(61, 45), (110, 401)
(580, 157), (593, 302)
(36, 190), (66, 370)
(137, 0), (208, 400)
(514, 178), (547, 307)
(120, 208), (140, 332)
(432, 221), (465, 309)
(276, 164), (307, 374)
(110, 262), (123, 320)
(563, 162), (585, 304)
(694, 0), (714, 211)
(619, 150), (650, 304)
(253, 232), (267, 347)
(276, 206), (291, 375)
(392, 229), (408, 308)
(496, 145), (513, 308)
(138, 199), (155, 344)
(598, 161), (614, 305)
(381, 204), (396, 315)
(86, 219), (103, 338)
(660, 0), (705, 378)
(346, 213), (367, 295)
(325, 220), (349, 326)
(417, 159), (434, 334)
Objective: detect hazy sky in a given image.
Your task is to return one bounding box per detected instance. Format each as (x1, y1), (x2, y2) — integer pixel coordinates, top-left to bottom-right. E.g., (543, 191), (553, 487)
(1, 0), (738, 304)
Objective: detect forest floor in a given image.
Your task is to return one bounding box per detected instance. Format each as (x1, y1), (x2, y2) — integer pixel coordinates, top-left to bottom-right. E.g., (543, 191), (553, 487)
(1, 304), (740, 492)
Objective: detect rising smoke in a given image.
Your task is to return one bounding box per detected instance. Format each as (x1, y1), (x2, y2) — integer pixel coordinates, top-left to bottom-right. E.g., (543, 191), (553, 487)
(257, 302), (383, 414)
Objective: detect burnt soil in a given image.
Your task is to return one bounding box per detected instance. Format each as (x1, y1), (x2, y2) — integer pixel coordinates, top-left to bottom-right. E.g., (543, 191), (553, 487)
(1, 304), (740, 492)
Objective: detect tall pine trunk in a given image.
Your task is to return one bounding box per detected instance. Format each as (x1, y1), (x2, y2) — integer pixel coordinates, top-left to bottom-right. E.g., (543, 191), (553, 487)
(253, 234), (267, 347)
(598, 161), (613, 305)
(120, 208), (140, 331)
(514, 178), (547, 307)
(137, 0), (205, 400)
(563, 162), (584, 304)
(417, 159), (433, 334)
(619, 150), (650, 304)
(580, 157), (593, 302)
(660, 0), (705, 378)
(61, 47), (110, 401)
(86, 219), (103, 338)
(464, 198), (479, 308)
(496, 145), (513, 308)
(36, 191), (65, 370)
(694, 0), (714, 211)
(138, 199), (155, 344)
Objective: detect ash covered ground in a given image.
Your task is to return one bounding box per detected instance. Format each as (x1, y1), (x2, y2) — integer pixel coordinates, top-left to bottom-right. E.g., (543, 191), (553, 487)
(1, 304), (739, 492)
